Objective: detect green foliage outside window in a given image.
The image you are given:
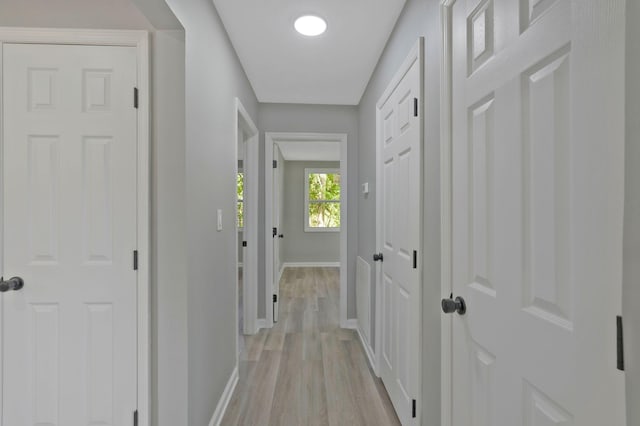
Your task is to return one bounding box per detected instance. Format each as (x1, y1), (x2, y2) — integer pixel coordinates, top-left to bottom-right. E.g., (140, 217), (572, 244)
(237, 172), (244, 228)
(307, 171), (340, 229)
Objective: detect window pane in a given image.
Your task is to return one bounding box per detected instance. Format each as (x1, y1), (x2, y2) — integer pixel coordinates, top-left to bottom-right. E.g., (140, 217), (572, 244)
(308, 173), (340, 201)
(237, 172), (244, 202)
(308, 201), (340, 228)
(237, 172), (244, 228)
(237, 201), (244, 228)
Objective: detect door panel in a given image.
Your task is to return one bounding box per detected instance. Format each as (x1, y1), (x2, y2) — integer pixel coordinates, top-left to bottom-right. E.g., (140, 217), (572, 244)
(2, 43), (138, 426)
(377, 41), (422, 425)
(272, 145), (280, 323)
(449, 0), (625, 425)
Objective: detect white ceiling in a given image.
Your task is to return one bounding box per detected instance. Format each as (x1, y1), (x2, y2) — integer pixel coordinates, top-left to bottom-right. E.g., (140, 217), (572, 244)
(212, 0), (406, 105)
(277, 141), (340, 162)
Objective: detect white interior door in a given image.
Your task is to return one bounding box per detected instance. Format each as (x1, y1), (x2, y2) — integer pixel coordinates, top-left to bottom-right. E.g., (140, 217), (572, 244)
(272, 145), (280, 322)
(2, 43), (138, 426)
(376, 39), (422, 425)
(448, 0), (626, 425)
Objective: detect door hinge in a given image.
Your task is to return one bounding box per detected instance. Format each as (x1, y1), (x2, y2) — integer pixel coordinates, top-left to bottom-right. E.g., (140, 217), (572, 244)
(273, 227), (278, 238)
(412, 399), (417, 418)
(242, 241), (247, 247)
(273, 160), (278, 168)
(413, 250), (417, 269)
(133, 410), (138, 426)
(617, 315), (625, 371)
(413, 98), (418, 117)
(133, 250), (138, 271)
(273, 294), (278, 303)
(134, 87), (139, 109)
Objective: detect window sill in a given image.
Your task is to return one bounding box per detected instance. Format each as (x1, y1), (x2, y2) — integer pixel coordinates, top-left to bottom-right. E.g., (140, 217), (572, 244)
(304, 227), (340, 233)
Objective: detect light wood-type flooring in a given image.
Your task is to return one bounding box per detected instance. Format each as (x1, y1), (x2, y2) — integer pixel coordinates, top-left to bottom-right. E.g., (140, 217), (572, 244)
(222, 267), (400, 426)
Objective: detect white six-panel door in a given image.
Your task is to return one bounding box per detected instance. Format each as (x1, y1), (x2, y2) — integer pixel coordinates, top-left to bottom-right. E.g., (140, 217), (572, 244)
(376, 39), (423, 425)
(448, 0), (626, 424)
(2, 43), (138, 426)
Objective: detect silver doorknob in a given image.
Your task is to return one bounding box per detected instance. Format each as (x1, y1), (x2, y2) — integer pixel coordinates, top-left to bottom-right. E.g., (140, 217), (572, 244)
(441, 295), (466, 315)
(0, 276), (24, 293)
(373, 253), (383, 262)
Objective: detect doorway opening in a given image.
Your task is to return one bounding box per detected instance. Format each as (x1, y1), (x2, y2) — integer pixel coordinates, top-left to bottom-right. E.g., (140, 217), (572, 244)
(235, 99), (259, 349)
(265, 132), (349, 329)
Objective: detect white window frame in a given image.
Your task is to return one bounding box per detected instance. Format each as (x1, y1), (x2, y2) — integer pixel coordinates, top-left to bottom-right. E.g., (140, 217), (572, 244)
(304, 167), (341, 233)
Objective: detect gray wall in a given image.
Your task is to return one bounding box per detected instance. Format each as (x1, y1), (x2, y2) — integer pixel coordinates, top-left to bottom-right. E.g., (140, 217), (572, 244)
(282, 161), (341, 264)
(0, 0), (153, 29)
(162, 1), (259, 425)
(625, 1), (639, 424)
(151, 30), (188, 426)
(357, 0), (442, 423)
(258, 103), (359, 318)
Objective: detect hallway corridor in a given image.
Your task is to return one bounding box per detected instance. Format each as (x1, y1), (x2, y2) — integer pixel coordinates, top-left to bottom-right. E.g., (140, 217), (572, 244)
(222, 267), (400, 425)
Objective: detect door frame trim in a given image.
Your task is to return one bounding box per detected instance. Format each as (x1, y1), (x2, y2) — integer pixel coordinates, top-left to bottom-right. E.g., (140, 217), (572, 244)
(439, 2), (456, 426)
(374, 37), (424, 421)
(264, 132), (348, 329)
(235, 98), (259, 337)
(0, 27), (150, 426)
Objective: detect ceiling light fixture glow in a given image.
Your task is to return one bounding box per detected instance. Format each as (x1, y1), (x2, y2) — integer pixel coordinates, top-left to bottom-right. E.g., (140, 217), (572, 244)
(294, 15), (327, 36)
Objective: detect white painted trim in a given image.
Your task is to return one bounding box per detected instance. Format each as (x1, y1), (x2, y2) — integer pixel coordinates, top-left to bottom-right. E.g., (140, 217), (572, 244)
(235, 98), (259, 338)
(256, 318), (268, 330)
(265, 132), (349, 329)
(374, 38), (424, 423)
(0, 27), (150, 426)
(344, 318), (358, 329)
(303, 167), (341, 233)
(207, 366), (239, 426)
(282, 262), (341, 268)
(347, 321), (378, 376)
(278, 263), (285, 286)
(439, 3), (455, 425)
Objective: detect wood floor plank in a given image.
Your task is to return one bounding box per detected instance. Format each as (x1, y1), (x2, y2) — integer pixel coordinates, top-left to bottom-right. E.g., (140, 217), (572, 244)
(303, 360), (329, 426)
(346, 339), (401, 425)
(221, 351), (280, 426)
(321, 332), (363, 426)
(225, 267), (400, 426)
(243, 328), (268, 361)
(269, 333), (304, 425)
(220, 360), (257, 425)
(264, 329), (285, 352)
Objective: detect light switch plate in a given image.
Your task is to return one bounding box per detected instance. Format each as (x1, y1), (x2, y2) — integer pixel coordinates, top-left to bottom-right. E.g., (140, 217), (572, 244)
(217, 209), (223, 231)
(362, 182), (369, 195)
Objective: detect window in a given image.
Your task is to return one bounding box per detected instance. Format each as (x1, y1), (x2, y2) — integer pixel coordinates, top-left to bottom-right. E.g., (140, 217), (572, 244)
(305, 168), (340, 232)
(237, 172), (244, 229)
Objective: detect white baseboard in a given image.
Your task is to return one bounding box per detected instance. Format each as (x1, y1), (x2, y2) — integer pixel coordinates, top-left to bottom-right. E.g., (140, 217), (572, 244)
(344, 318), (358, 329)
(282, 261), (340, 268)
(208, 366), (238, 426)
(345, 319), (377, 376)
(256, 318), (268, 330)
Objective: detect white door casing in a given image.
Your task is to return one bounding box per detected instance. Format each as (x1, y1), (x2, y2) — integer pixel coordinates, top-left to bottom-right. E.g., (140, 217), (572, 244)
(375, 38), (423, 425)
(442, 1), (626, 425)
(2, 43), (139, 426)
(265, 132), (348, 329)
(235, 98), (258, 336)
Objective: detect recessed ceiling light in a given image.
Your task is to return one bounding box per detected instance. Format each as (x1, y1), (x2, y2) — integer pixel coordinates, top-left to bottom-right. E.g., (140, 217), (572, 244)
(294, 15), (327, 37)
